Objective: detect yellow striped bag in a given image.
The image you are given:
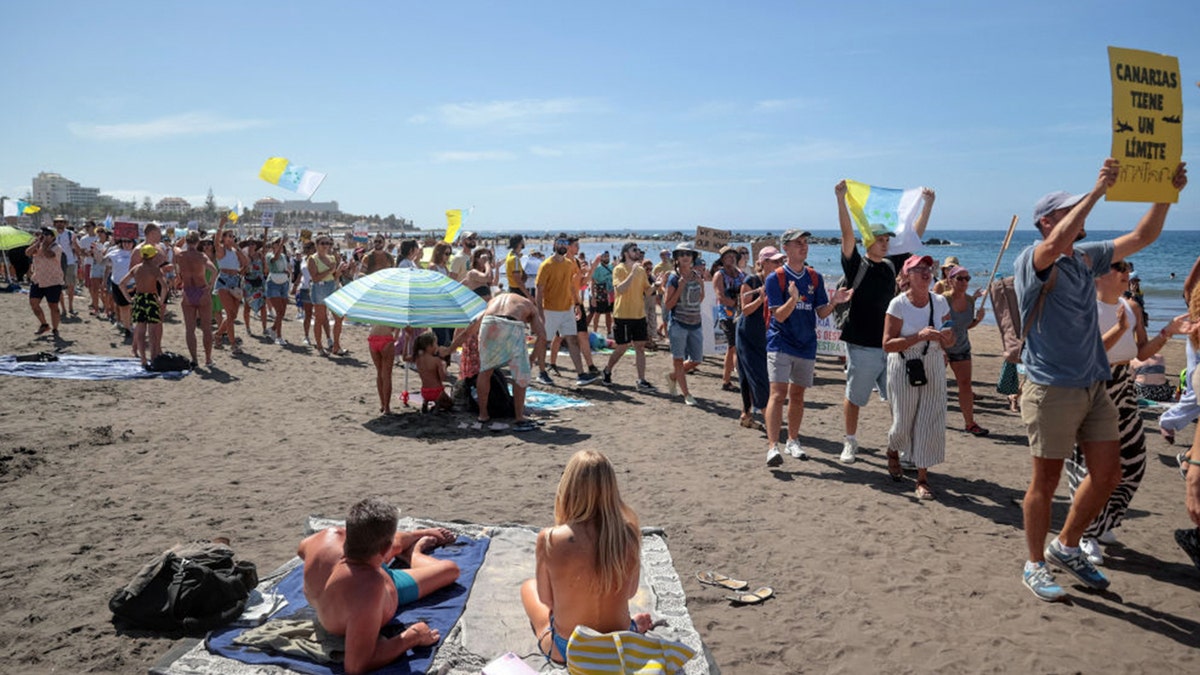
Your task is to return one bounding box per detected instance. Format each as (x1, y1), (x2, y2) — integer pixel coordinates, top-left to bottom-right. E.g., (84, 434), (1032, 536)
(566, 626), (696, 675)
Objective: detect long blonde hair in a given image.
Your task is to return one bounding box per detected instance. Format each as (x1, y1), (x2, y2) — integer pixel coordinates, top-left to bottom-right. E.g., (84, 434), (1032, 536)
(552, 450), (639, 593)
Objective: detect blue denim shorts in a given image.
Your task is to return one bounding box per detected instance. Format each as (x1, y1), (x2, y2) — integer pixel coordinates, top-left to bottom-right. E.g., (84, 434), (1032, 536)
(668, 320), (703, 362)
(311, 280), (336, 305)
(265, 280), (289, 299)
(844, 343), (888, 406)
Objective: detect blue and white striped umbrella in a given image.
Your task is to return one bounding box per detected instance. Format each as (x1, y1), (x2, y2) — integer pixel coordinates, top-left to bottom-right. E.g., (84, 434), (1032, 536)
(324, 268), (486, 328)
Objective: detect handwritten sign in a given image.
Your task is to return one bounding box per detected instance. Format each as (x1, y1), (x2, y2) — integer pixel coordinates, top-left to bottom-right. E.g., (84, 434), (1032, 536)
(693, 226), (731, 253)
(113, 221), (139, 240)
(1108, 46), (1182, 203)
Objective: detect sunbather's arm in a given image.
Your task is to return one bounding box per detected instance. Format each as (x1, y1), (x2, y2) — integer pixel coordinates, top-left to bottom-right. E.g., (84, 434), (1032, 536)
(344, 608), (438, 675)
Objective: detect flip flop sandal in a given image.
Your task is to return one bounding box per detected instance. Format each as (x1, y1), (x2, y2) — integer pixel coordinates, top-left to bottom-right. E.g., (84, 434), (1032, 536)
(966, 423), (990, 437)
(696, 571), (749, 591)
(886, 450), (903, 481)
(513, 420), (538, 432)
(916, 482), (935, 501)
(726, 586), (774, 605)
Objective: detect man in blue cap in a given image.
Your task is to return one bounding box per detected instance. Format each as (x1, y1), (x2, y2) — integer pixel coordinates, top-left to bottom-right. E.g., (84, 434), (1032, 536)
(1016, 158), (1188, 602)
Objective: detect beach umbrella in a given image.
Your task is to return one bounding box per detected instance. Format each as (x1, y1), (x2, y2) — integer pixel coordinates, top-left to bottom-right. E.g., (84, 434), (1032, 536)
(0, 225), (34, 285)
(324, 267), (488, 406)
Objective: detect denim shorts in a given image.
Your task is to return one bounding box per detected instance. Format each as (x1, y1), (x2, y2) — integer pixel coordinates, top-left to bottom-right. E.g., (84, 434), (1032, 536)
(668, 320), (703, 362)
(311, 280), (336, 305)
(265, 280), (289, 299)
(845, 343), (888, 407)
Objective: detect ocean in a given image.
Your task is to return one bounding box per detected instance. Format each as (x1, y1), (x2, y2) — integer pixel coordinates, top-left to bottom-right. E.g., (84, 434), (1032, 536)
(513, 229), (1197, 334)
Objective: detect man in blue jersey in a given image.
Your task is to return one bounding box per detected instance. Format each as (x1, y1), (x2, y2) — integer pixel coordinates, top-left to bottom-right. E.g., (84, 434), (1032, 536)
(764, 229), (851, 467)
(1017, 158), (1188, 602)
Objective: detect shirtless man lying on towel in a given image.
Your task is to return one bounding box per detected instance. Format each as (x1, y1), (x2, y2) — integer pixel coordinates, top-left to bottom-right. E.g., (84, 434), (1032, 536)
(298, 497), (460, 675)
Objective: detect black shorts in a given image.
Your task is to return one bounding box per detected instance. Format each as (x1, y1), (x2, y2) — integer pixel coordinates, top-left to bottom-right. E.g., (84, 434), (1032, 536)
(30, 283), (62, 303)
(613, 318), (648, 345)
(947, 349), (972, 363)
(719, 317), (737, 346)
(590, 291), (612, 314)
(111, 280), (131, 307)
(574, 304), (589, 333)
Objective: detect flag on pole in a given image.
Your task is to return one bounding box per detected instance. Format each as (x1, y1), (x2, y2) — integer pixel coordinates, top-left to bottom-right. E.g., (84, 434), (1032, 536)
(442, 207), (475, 243)
(17, 200), (40, 214)
(259, 157), (326, 199)
(228, 200), (243, 223)
(842, 180), (925, 254)
(104, 215), (113, 230)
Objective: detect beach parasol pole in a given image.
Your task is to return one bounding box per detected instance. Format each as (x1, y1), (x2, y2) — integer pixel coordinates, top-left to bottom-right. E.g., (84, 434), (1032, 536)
(978, 214), (1019, 314)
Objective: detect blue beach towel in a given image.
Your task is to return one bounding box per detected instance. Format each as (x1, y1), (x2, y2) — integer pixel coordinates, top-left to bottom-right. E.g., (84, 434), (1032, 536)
(205, 533), (489, 675)
(0, 354), (189, 380)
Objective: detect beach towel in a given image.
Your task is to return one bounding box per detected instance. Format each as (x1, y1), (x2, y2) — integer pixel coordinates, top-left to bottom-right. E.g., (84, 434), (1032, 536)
(205, 527), (489, 675)
(0, 354), (189, 380)
(151, 517), (714, 675)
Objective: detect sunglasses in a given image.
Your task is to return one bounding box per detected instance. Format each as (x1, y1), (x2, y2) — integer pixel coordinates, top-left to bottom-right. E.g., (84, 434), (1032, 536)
(954, 275), (971, 282)
(1110, 262), (1131, 272)
(908, 266), (933, 276)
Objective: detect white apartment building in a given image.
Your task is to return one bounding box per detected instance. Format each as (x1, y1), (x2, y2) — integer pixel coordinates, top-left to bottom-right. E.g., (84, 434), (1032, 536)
(31, 172), (100, 208)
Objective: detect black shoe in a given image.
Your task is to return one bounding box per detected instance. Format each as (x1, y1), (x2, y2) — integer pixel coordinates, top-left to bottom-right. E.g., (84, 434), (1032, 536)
(602, 369), (612, 384)
(1177, 528), (1200, 570)
(588, 364), (600, 375)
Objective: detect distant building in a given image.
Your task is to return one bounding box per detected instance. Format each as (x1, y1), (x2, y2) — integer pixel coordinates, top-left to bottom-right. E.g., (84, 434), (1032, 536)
(278, 199), (339, 214)
(253, 197), (282, 212)
(155, 196), (191, 214)
(31, 172), (100, 208)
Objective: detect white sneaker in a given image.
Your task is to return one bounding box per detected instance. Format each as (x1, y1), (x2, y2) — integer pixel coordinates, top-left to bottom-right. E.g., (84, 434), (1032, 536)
(665, 373), (677, 396)
(840, 437), (858, 464)
(766, 445), (783, 467)
(684, 394), (697, 406)
(1097, 530), (1120, 546)
(785, 438), (808, 461)
(1080, 537), (1104, 566)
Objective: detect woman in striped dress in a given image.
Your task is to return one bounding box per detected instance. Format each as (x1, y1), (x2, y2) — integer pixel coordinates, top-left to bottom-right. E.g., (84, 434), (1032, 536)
(883, 255), (954, 500)
(1066, 260), (1198, 565)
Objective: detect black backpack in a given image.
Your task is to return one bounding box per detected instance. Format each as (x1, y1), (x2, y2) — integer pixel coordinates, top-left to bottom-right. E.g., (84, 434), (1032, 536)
(109, 541), (257, 631)
(148, 352), (192, 372)
(465, 370), (516, 419)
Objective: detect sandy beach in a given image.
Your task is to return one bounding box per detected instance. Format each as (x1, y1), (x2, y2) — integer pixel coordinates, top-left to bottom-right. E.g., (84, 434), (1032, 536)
(0, 290), (1197, 674)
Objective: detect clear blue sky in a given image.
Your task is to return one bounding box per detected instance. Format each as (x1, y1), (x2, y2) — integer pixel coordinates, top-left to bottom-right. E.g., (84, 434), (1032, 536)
(2, 0), (1198, 231)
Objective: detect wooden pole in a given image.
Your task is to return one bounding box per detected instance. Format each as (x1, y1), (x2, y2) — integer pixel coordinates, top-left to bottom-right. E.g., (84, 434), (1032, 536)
(979, 214), (1019, 314)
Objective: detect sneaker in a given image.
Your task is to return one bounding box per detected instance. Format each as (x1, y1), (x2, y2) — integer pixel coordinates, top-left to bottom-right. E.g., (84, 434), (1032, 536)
(840, 437), (858, 464)
(588, 364), (600, 375)
(1079, 537), (1104, 566)
(684, 394), (697, 406)
(635, 379), (656, 391)
(303, 337), (312, 346)
(1044, 539), (1110, 590)
(536, 371), (554, 386)
(766, 445), (783, 467)
(665, 373), (677, 396)
(575, 373), (599, 386)
(1097, 530), (1120, 546)
(1178, 452), (1189, 481)
(1022, 562), (1066, 602)
(785, 438), (808, 461)
(1175, 528), (1200, 570)
(602, 368), (612, 384)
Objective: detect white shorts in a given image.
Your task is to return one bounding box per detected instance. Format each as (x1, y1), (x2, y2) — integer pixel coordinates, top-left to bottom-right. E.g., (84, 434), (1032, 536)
(543, 309), (577, 339)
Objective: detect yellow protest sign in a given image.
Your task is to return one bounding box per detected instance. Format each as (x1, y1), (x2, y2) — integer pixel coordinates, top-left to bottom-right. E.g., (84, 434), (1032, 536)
(1108, 46), (1182, 203)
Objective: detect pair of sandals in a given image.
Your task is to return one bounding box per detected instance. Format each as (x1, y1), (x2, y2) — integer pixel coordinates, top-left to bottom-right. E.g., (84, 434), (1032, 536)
(738, 415), (765, 432)
(695, 571), (774, 605)
(886, 450), (935, 500)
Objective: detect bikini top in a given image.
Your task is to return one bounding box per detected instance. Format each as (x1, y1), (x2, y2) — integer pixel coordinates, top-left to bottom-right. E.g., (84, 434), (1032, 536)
(1135, 363), (1166, 375)
(218, 247), (239, 270)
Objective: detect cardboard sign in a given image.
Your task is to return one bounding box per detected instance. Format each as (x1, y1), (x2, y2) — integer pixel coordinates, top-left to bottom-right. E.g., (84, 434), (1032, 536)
(751, 238), (777, 263)
(1108, 46), (1182, 203)
(260, 209), (276, 228)
(112, 221), (139, 240)
(693, 226), (731, 253)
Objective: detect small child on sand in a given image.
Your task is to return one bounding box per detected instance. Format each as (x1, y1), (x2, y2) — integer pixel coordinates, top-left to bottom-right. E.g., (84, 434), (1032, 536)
(414, 332), (453, 413)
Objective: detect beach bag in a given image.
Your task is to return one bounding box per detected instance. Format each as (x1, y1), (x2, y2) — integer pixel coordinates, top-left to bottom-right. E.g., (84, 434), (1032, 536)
(566, 626), (695, 675)
(109, 541), (257, 631)
(988, 261), (1063, 364)
(997, 360), (1020, 395)
(148, 351), (192, 372)
(466, 370), (516, 419)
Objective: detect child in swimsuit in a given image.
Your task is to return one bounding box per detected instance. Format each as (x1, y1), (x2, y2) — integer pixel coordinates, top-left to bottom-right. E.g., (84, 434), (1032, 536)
(413, 332), (453, 413)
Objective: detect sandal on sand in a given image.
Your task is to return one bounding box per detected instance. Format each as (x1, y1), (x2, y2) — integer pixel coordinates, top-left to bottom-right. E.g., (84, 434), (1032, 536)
(696, 571), (749, 591)
(916, 481), (935, 501)
(1162, 427), (1175, 445)
(886, 450), (903, 481)
(726, 587), (774, 605)
(966, 423), (989, 437)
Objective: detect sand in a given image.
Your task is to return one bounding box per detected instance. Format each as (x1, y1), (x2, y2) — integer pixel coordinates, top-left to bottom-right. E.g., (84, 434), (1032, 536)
(0, 290), (1197, 674)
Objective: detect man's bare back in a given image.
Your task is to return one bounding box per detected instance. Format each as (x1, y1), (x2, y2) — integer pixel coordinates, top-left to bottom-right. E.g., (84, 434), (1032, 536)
(485, 291), (546, 341)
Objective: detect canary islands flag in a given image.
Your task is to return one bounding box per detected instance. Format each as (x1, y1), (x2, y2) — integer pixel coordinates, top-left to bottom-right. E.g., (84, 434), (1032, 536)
(842, 180), (925, 255)
(259, 157), (326, 199)
(443, 207), (474, 243)
(18, 200), (40, 215)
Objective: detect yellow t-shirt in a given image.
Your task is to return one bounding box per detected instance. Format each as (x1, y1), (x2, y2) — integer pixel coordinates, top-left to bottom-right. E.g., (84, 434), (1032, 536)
(505, 251), (523, 290)
(535, 256), (578, 311)
(652, 260), (673, 279)
(611, 263), (649, 320)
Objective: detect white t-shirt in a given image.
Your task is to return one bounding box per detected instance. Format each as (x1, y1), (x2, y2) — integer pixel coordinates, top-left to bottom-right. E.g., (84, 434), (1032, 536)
(522, 256), (542, 291)
(78, 235), (96, 264)
(106, 247), (133, 284)
(57, 229), (78, 265)
(1097, 298), (1138, 363)
(886, 292), (950, 337)
(449, 252), (470, 279)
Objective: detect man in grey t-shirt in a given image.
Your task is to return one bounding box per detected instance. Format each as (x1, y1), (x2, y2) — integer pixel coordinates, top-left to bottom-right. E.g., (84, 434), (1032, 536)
(1016, 158), (1188, 603)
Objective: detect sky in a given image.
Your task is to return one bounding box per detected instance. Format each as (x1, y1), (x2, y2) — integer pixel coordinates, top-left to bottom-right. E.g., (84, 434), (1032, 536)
(3, 0), (1199, 232)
